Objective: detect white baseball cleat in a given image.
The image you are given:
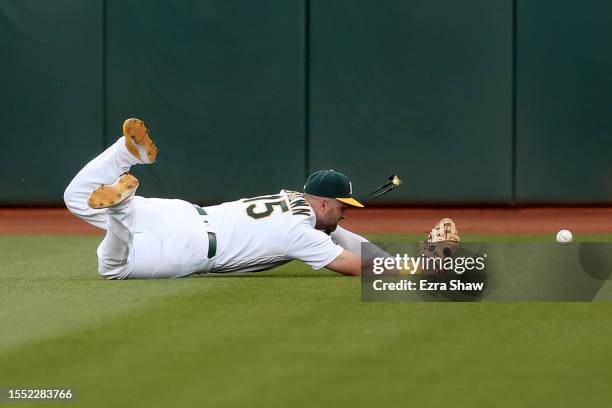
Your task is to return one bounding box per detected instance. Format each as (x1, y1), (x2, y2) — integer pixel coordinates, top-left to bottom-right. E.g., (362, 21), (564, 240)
(88, 173), (139, 209)
(123, 118), (158, 163)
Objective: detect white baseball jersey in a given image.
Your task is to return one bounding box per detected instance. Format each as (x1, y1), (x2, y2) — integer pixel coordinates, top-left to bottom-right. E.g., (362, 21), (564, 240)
(203, 190), (344, 273)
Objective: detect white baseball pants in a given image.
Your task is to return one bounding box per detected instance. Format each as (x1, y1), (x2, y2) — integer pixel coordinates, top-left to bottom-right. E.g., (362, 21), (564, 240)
(63, 138), (214, 279)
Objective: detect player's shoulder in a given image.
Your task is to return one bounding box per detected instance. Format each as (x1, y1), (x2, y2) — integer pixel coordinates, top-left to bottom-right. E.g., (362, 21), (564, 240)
(280, 189), (313, 219)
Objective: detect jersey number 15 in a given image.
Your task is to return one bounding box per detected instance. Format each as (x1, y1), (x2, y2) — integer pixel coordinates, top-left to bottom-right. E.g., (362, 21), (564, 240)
(243, 194), (289, 219)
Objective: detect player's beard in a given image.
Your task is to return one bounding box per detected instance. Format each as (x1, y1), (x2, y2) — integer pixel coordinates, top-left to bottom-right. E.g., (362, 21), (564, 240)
(323, 223), (340, 235)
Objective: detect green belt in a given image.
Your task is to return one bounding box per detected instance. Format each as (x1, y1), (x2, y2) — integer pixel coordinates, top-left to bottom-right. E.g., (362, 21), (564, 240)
(194, 205), (217, 259)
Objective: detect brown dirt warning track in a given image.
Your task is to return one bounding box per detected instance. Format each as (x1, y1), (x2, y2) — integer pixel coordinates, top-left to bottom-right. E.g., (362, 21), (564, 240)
(1, 207), (612, 235)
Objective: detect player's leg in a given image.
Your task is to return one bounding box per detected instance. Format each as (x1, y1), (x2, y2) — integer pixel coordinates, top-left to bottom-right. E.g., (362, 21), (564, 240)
(92, 183), (169, 279)
(95, 193), (212, 280)
(89, 172), (164, 279)
(95, 183), (138, 279)
(63, 118), (158, 229)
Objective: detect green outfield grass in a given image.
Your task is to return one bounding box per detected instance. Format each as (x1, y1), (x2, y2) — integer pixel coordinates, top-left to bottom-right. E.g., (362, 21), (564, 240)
(1, 234), (612, 407)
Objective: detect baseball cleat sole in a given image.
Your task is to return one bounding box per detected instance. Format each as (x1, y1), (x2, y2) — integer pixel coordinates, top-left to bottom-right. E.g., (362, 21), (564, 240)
(123, 118), (158, 163)
(88, 173), (139, 209)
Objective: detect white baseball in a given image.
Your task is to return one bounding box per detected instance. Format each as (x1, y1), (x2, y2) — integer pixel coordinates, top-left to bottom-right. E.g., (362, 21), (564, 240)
(556, 229), (573, 244)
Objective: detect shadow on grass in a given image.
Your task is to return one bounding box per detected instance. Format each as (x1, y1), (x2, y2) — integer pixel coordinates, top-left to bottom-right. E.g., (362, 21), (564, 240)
(197, 273), (347, 279)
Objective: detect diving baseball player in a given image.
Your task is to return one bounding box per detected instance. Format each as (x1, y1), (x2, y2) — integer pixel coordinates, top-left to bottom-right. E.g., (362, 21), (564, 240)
(64, 118), (374, 279)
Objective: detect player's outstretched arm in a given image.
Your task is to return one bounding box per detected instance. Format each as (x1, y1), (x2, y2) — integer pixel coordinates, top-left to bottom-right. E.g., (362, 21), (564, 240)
(326, 250), (362, 276)
(330, 226), (369, 256)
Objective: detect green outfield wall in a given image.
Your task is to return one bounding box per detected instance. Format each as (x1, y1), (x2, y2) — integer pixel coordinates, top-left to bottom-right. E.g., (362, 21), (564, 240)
(1, 0), (610, 205)
(309, 0), (512, 204)
(515, 0), (612, 203)
(0, 0), (103, 204)
(105, 0), (306, 203)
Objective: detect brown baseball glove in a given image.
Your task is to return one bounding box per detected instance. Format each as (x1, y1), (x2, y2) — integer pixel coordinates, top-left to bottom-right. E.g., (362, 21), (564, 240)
(417, 218), (461, 273)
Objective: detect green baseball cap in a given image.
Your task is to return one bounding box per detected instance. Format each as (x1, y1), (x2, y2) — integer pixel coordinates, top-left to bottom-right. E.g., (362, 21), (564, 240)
(303, 170), (364, 207)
